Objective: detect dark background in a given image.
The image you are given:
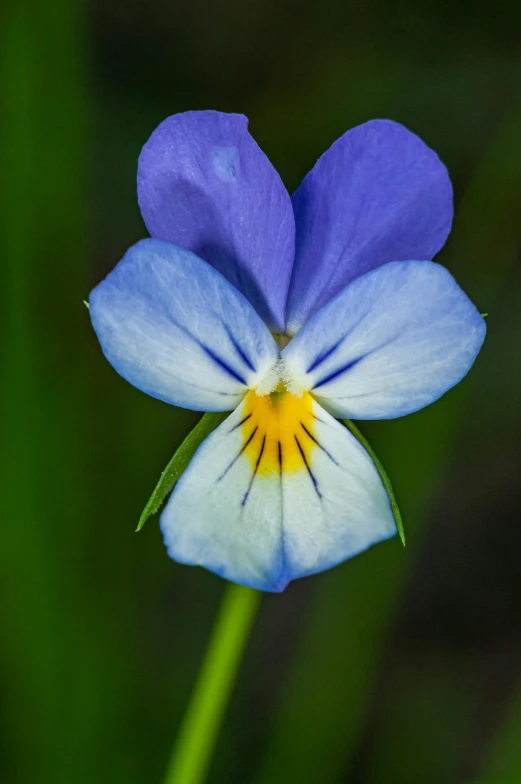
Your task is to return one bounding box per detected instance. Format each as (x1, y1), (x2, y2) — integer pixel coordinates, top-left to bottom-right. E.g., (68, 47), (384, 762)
(2, 1), (521, 782)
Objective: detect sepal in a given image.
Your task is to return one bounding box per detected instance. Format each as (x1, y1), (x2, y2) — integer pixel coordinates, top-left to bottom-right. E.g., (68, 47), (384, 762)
(343, 419), (405, 546)
(136, 412), (228, 531)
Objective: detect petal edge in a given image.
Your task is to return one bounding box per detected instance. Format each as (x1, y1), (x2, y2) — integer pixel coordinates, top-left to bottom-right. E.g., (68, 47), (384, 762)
(138, 111), (295, 331)
(286, 119), (454, 333)
(283, 261), (486, 420)
(90, 239), (279, 412)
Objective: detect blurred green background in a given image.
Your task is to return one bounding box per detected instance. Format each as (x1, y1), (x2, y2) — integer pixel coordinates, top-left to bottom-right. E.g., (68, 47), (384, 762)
(2, 1), (521, 782)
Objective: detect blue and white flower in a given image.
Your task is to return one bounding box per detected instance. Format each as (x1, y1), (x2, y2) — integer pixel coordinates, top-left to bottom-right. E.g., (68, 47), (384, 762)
(90, 111), (485, 592)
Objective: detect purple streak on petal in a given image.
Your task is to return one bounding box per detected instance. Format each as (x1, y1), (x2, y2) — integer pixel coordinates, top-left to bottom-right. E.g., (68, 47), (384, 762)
(138, 110), (295, 332)
(286, 119), (454, 334)
(89, 239), (279, 412)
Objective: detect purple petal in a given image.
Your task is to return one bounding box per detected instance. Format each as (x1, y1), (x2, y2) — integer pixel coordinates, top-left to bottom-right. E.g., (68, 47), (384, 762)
(286, 120), (454, 334)
(138, 111), (295, 332)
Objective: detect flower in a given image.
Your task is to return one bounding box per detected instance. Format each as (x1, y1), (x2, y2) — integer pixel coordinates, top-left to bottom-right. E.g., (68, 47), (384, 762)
(89, 111), (485, 592)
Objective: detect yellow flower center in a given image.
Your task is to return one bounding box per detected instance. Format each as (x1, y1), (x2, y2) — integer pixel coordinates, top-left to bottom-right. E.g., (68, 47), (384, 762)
(241, 383), (317, 476)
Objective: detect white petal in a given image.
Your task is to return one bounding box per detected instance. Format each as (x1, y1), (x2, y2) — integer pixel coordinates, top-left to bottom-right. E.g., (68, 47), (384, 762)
(281, 404), (396, 580)
(161, 392), (395, 591)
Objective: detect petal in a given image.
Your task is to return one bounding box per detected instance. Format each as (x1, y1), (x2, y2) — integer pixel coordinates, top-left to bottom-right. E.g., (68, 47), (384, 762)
(89, 239), (279, 412)
(282, 261), (486, 420)
(286, 119), (454, 334)
(160, 390), (394, 592)
(137, 110), (295, 332)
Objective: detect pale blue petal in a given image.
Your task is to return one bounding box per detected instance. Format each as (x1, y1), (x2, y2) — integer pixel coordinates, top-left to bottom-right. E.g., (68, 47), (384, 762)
(89, 239), (279, 412)
(283, 261), (486, 419)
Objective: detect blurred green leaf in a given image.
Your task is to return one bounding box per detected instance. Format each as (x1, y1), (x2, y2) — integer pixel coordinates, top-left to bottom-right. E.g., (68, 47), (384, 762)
(344, 419), (405, 545)
(136, 412), (228, 531)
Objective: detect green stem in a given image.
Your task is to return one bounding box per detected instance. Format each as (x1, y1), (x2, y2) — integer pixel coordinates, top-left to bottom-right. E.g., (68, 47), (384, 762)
(163, 583), (261, 784)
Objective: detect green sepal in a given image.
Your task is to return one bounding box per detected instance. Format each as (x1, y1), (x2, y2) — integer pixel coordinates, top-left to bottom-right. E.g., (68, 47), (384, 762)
(136, 411), (228, 532)
(343, 419), (405, 546)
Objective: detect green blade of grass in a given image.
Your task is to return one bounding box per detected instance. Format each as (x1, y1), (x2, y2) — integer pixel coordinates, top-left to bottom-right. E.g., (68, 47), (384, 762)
(0, 1), (93, 782)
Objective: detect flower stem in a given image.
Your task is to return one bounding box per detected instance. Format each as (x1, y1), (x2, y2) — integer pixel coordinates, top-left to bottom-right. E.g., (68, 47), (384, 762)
(163, 583), (261, 784)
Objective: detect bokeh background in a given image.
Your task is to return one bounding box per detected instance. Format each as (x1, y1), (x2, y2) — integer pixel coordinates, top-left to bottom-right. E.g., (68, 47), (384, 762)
(2, 1), (521, 782)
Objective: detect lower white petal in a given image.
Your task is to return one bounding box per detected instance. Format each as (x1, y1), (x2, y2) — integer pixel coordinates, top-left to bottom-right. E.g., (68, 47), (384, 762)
(280, 406), (395, 580)
(161, 391), (395, 591)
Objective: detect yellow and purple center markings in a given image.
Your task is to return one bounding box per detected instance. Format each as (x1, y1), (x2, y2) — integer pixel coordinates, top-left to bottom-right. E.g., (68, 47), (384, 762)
(241, 382), (318, 477)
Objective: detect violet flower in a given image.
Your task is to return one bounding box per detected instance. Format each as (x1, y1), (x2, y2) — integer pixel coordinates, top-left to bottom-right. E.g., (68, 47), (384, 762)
(90, 111), (485, 592)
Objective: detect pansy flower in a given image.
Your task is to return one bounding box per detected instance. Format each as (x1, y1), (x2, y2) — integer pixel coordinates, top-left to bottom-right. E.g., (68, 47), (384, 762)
(90, 111), (485, 592)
